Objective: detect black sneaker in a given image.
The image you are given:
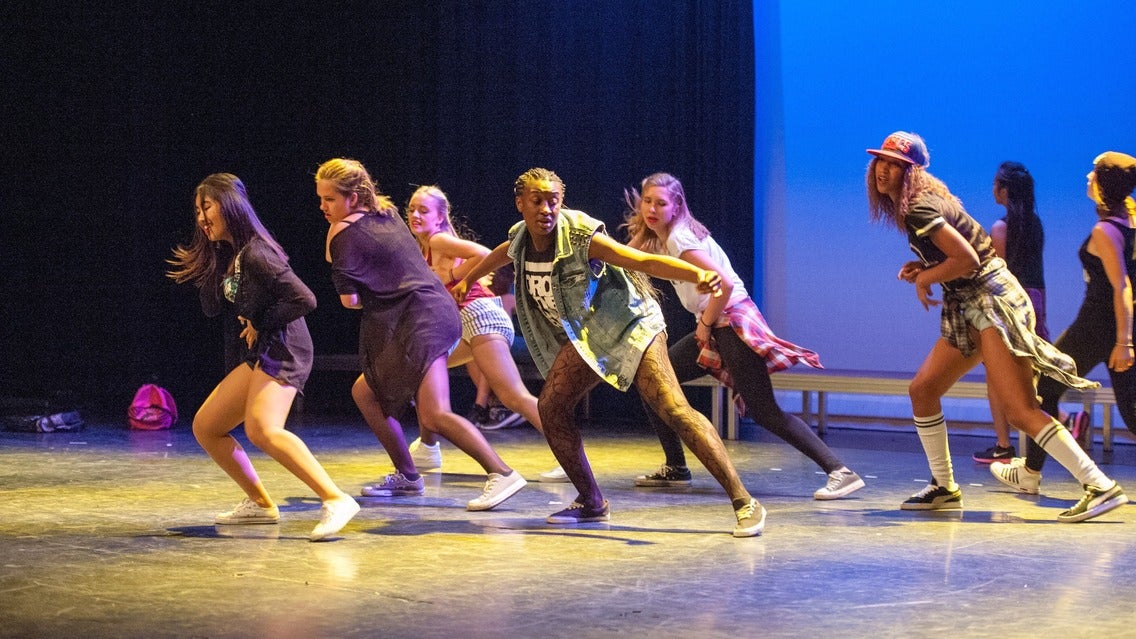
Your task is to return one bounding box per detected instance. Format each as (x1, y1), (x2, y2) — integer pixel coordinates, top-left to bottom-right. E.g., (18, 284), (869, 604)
(1057, 483), (1128, 523)
(634, 465), (693, 487)
(479, 405), (526, 431)
(547, 500), (610, 524)
(465, 404), (490, 427)
(972, 444), (1016, 464)
(900, 479), (963, 511)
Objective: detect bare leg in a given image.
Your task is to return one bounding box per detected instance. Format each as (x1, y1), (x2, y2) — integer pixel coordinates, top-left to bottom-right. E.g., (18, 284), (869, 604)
(416, 357), (511, 475)
(242, 367), (352, 504)
(907, 337), (980, 490)
(351, 374), (417, 476)
(193, 364), (273, 507)
(470, 333), (543, 432)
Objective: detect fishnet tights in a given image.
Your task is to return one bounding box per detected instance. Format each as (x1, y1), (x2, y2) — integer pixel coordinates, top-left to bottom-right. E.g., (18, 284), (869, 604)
(538, 336), (750, 507)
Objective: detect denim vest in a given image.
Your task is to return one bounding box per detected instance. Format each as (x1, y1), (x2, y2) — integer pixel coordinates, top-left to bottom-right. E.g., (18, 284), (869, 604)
(508, 209), (665, 391)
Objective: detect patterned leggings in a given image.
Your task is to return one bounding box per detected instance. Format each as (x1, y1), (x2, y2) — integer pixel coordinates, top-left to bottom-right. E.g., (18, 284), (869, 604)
(538, 333), (750, 508)
(645, 328), (843, 473)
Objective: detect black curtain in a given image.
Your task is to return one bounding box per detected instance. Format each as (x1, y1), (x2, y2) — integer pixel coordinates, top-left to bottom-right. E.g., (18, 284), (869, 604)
(1, 1), (755, 415)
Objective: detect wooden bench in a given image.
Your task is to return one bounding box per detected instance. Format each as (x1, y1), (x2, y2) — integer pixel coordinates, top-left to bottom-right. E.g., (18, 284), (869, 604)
(768, 369), (1123, 452)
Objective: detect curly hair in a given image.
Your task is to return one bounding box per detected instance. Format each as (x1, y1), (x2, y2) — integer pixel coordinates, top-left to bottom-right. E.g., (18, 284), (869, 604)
(621, 172), (709, 252)
(867, 158), (961, 230)
(315, 158), (397, 216)
(167, 173), (286, 287)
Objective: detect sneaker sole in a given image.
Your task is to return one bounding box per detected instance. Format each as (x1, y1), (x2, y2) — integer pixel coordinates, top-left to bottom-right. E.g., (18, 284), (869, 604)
(360, 488), (425, 497)
(478, 414), (527, 431)
(411, 460), (442, 471)
(814, 477), (866, 500)
(972, 457), (1015, 465)
(547, 512), (611, 524)
(900, 497), (963, 511)
(466, 476), (527, 511)
(1057, 493), (1130, 523)
(634, 479), (693, 487)
(214, 517), (280, 525)
(537, 473), (571, 483)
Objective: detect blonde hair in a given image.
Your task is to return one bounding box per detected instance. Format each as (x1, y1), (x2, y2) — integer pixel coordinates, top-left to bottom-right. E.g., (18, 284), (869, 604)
(866, 159), (960, 230)
(315, 158), (397, 216)
(405, 185), (478, 243)
(622, 172), (709, 252)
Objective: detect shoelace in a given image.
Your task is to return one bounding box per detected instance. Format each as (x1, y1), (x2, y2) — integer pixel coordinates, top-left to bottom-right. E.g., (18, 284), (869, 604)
(913, 483), (940, 498)
(735, 499), (757, 522)
(825, 472), (845, 490)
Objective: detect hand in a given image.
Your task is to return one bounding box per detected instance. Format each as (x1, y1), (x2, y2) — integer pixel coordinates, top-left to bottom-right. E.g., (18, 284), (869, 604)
(696, 270), (723, 297)
(913, 274), (940, 311)
(238, 316), (258, 348)
(1109, 343), (1134, 372)
(897, 261), (924, 283)
(695, 320), (712, 344)
(450, 278), (469, 304)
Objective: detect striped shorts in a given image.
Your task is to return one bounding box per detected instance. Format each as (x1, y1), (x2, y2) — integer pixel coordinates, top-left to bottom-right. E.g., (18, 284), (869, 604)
(460, 297), (515, 344)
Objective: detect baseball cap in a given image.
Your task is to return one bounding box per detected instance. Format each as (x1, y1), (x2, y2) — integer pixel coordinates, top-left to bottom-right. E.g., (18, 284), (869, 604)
(1094, 151), (1136, 202)
(867, 131), (929, 168)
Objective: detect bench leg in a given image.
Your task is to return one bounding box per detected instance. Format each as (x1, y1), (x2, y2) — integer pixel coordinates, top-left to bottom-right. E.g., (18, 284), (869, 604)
(1103, 405), (1113, 453)
(726, 387), (738, 441)
(817, 392), (828, 435)
(710, 385), (723, 438)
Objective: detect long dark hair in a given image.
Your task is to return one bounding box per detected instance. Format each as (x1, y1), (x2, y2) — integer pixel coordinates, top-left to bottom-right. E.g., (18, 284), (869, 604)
(167, 173), (286, 287)
(996, 161), (1043, 271)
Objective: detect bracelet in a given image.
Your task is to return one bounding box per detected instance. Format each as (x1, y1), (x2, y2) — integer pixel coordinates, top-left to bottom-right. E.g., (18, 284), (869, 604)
(699, 317), (715, 328)
(1118, 342), (1134, 348)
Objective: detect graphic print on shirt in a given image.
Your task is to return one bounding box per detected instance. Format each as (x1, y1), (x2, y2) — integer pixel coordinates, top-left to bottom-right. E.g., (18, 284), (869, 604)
(523, 256), (560, 327)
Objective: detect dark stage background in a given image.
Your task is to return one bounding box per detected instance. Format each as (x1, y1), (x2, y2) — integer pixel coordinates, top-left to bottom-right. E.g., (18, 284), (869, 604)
(2, 2), (755, 417)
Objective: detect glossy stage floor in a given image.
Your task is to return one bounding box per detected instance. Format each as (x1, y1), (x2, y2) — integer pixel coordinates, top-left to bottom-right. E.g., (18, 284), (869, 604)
(1, 409), (1134, 639)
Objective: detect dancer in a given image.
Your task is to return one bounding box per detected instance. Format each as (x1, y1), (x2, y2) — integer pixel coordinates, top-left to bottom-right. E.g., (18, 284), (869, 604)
(168, 172), (359, 541)
(454, 167), (765, 537)
(993, 152), (1136, 494)
(972, 162), (1057, 464)
(623, 172), (864, 499)
(404, 185), (566, 482)
(867, 132), (1126, 522)
(315, 159), (526, 511)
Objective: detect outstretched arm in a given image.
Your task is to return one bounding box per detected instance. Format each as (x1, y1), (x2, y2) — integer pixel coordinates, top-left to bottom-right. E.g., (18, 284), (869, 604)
(589, 233), (722, 296)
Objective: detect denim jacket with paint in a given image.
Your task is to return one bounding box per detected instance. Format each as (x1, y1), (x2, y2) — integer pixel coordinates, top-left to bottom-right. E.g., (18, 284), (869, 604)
(507, 209), (665, 391)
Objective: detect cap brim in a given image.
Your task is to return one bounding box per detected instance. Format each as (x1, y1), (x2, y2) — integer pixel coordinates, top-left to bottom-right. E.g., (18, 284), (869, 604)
(866, 149), (916, 165)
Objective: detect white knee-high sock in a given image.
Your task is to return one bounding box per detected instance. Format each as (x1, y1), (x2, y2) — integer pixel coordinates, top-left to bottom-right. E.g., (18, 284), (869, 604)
(1034, 420), (1113, 489)
(914, 412), (957, 492)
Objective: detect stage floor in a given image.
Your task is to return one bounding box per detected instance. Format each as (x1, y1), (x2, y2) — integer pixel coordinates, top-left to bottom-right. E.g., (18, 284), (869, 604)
(1, 413), (1133, 639)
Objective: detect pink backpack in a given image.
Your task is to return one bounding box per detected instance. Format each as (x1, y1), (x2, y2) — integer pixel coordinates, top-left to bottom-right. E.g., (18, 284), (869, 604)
(127, 384), (178, 430)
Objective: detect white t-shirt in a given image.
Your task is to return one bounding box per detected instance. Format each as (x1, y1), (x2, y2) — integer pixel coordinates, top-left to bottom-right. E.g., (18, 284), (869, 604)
(662, 224), (748, 315)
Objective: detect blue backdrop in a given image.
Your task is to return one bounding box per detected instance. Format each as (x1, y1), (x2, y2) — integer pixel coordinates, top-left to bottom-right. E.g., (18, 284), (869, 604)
(761, 1), (1136, 376)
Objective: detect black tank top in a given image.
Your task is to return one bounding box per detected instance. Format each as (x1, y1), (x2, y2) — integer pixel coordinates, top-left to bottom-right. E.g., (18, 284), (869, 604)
(1081, 217), (1136, 305)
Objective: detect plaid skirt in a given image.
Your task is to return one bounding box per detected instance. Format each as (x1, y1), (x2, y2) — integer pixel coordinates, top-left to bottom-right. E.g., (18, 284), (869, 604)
(941, 258), (1096, 390)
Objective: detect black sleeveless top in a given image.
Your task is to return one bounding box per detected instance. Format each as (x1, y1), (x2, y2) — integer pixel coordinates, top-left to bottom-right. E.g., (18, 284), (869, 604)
(1081, 217), (1136, 306)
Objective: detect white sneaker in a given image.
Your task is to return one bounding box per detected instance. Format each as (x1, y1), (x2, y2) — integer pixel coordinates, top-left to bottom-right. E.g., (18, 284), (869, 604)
(990, 458), (1041, 494)
(538, 465), (570, 482)
(309, 497), (361, 541)
(466, 471), (527, 511)
(214, 497), (280, 525)
(409, 438), (442, 470)
(814, 470), (866, 500)
(361, 472), (426, 497)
